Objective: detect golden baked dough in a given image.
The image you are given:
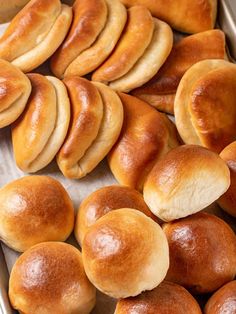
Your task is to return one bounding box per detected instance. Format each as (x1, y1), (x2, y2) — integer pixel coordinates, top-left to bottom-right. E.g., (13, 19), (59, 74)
(0, 0), (30, 23)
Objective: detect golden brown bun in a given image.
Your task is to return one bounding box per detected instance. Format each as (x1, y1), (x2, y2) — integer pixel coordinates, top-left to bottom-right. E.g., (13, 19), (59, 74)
(163, 212), (236, 294)
(9, 242), (96, 314)
(0, 0), (30, 23)
(92, 6), (154, 83)
(204, 281), (236, 314)
(108, 93), (180, 191)
(218, 142), (236, 217)
(143, 145), (230, 222)
(0, 59), (31, 128)
(115, 281), (202, 314)
(51, 0), (107, 78)
(75, 185), (158, 245)
(0, 0), (72, 73)
(0, 176), (74, 252)
(133, 30), (226, 114)
(120, 0), (217, 33)
(12, 73), (70, 173)
(82, 208), (169, 298)
(174, 59), (236, 153)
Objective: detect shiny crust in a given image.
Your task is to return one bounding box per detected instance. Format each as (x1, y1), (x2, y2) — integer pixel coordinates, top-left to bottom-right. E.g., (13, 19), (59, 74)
(120, 0), (217, 33)
(204, 281), (236, 314)
(92, 6), (154, 83)
(57, 77), (104, 179)
(64, 0), (127, 77)
(163, 212), (236, 294)
(0, 59), (31, 128)
(218, 142), (236, 217)
(0, 176), (74, 252)
(143, 145), (230, 221)
(51, 0), (107, 78)
(108, 93), (180, 191)
(174, 60), (236, 153)
(9, 242), (96, 314)
(132, 30), (226, 114)
(75, 185), (158, 245)
(115, 281), (202, 314)
(12, 73), (70, 173)
(82, 208), (169, 298)
(0, 0), (30, 23)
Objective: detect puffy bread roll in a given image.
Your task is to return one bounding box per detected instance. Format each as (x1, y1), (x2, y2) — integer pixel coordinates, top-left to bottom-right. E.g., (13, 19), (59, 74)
(163, 212), (236, 294)
(9, 242), (96, 314)
(174, 59), (236, 153)
(143, 145), (230, 222)
(0, 0), (30, 23)
(75, 185), (158, 245)
(109, 18), (173, 93)
(92, 6), (154, 83)
(120, 0), (217, 34)
(218, 142), (236, 217)
(12, 73), (70, 173)
(108, 93), (180, 191)
(205, 281), (236, 314)
(0, 59), (31, 128)
(133, 30), (226, 114)
(82, 208), (169, 298)
(64, 0), (127, 77)
(0, 0), (72, 73)
(0, 176), (74, 252)
(51, 0), (107, 79)
(115, 281), (202, 314)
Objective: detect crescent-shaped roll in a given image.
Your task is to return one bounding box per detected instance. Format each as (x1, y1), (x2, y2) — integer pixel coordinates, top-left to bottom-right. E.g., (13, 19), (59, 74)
(109, 18), (173, 93)
(119, 0), (217, 34)
(174, 59), (236, 153)
(0, 59), (31, 128)
(132, 30), (226, 114)
(218, 142), (236, 217)
(51, 0), (108, 79)
(64, 0), (127, 77)
(108, 93), (180, 191)
(9, 242), (96, 314)
(0, 0), (72, 73)
(92, 6), (154, 84)
(12, 73), (70, 173)
(0, 0), (30, 23)
(0, 176), (74, 252)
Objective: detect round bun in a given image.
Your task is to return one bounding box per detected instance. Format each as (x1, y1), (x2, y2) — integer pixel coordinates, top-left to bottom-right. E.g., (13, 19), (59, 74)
(9, 242), (96, 314)
(143, 145), (230, 221)
(0, 176), (74, 252)
(75, 185), (158, 244)
(205, 280), (236, 314)
(163, 212), (236, 294)
(0, 0), (30, 23)
(115, 281), (202, 314)
(82, 208), (169, 298)
(218, 141), (236, 217)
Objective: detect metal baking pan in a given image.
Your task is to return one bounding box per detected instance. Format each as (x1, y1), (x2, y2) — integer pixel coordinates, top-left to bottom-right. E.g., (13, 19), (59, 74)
(0, 1), (236, 313)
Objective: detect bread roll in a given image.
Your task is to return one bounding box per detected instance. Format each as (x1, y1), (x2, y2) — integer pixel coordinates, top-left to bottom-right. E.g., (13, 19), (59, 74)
(51, 0), (107, 78)
(115, 281), (202, 314)
(119, 0), (217, 33)
(108, 93), (180, 191)
(75, 185), (158, 245)
(163, 212), (236, 294)
(218, 142), (236, 217)
(82, 208), (169, 298)
(0, 0), (30, 23)
(132, 30), (226, 114)
(174, 59), (236, 153)
(204, 281), (236, 314)
(0, 0), (72, 73)
(12, 73), (70, 173)
(9, 242), (96, 314)
(144, 145), (230, 221)
(0, 59), (31, 128)
(0, 176), (74, 252)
